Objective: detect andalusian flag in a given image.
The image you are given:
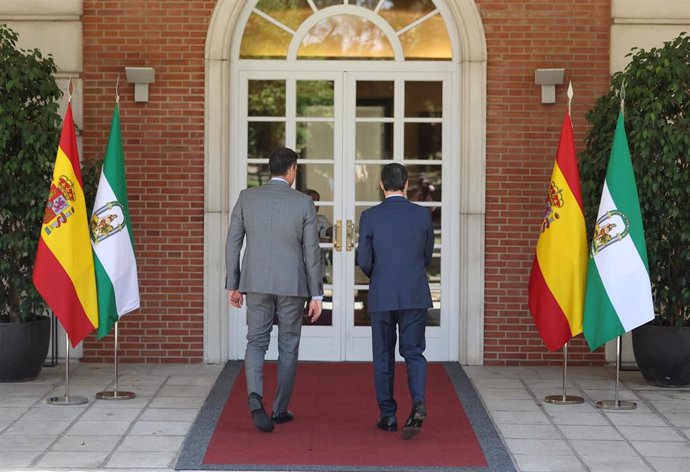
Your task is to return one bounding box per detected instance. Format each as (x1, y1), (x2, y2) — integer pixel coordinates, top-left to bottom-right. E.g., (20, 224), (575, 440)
(90, 103), (140, 339)
(528, 110), (587, 351)
(33, 103), (98, 347)
(583, 110), (654, 350)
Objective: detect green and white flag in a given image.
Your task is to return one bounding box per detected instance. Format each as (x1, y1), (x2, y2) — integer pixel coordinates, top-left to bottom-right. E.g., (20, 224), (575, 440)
(583, 110), (654, 351)
(90, 103), (140, 339)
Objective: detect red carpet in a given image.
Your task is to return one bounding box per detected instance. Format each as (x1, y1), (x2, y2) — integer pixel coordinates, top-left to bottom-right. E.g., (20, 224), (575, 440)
(202, 362), (488, 469)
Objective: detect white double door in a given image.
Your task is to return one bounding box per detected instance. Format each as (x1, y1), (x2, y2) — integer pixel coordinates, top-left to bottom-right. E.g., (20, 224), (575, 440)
(233, 69), (456, 362)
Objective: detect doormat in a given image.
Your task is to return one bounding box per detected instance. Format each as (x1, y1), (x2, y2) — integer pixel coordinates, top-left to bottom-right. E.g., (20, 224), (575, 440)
(176, 361), (515, 472)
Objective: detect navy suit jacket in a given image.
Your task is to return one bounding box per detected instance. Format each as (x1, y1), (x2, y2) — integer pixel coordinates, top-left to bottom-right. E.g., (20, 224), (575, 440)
(357, 196), (434, 312)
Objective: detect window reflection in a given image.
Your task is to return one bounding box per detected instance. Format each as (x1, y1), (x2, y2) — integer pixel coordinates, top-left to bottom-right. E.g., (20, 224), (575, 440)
(247, 163), (271, 188)
(240, 13), (291, 59)
(355, 123), (393, 160)
(314, 0), (342, 8)
(356, 81), (394, 117)
(249, 80), (286, 116)
(297, 80), (334, 117)
(404, 123), (442, 160)
(399, 13), (452, 60)
(295, 164), (334, 200)
(256, 0), (313, 31)
(248, 122), (285, 160)
(405, 81), (442, 117)
(240, 0), (452, 61)
(297, 122), (334, 159)
(354, 163), (384, 202)
(427, 289), (441, 326)
(354, 289), (370, 326)
(406, 165), (441, 202)
(428, 247), (441, 283)
(298, 15), (394, 60)
(379, 0), (436, 32)
(352, 0), (380, 9)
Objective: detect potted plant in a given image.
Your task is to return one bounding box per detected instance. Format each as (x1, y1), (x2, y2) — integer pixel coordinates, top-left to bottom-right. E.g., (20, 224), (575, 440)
(0, 24), (62, 381)
(580, 32), (690, 386)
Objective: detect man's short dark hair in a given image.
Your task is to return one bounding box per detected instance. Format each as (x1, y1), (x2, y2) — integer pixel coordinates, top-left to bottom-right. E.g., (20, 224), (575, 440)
(380, 163), (408, 191)
(269, 147), (298, 176)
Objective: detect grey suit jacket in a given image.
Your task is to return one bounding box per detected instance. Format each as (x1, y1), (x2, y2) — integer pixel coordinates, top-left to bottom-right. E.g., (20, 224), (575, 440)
(225, 179), (324, 298)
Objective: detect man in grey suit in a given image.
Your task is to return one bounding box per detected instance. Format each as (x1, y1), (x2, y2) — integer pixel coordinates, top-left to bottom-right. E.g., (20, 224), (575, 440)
(226, 147), (323, 432)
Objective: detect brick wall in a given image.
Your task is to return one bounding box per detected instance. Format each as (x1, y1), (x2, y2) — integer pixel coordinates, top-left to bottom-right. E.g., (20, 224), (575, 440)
(81, 0), (610, 365)
(478, 0), (610, 365)
(81, 1), (216, 362)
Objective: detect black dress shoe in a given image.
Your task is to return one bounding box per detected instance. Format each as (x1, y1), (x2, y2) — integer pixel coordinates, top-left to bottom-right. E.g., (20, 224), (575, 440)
(271, 411), (294, 423)
(248, 393), (274, 432)
(401, 403), (426, 440)
(376, 416), (398, 432)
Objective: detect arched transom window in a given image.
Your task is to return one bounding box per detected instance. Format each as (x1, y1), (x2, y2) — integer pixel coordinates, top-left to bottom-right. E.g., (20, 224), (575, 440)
(240, 0), (453, 61)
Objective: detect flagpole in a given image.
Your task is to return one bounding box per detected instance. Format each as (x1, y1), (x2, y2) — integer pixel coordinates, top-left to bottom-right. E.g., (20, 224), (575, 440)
(543, 82), (583, 406)
(95, 78), (135, 401)
(43, 79), (88, 406)
(45, 336), (88, 405)
(596, 336), (636, 410)
(96, 323), (136, 400)
(544, 341), (584, 404)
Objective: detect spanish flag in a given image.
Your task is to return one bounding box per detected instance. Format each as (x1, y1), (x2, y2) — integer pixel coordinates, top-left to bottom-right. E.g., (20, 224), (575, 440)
(527, 110), (587, 351)
(33, 103), (98, 347)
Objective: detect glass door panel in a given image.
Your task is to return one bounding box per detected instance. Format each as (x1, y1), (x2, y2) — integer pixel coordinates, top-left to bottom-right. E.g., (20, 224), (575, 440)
(345, 73), (449, 361)
(239, 73), (343, 361)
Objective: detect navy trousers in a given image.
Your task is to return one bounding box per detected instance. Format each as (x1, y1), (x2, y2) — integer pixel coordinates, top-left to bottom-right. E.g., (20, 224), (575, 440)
(370, 309), (427, 418)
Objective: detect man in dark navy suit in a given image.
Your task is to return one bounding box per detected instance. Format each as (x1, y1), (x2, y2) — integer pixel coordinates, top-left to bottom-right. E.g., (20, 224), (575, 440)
(356, 163), (434, 440)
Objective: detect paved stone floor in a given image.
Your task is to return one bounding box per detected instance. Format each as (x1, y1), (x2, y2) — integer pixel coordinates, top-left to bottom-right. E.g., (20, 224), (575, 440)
(1, 362), (689, 472)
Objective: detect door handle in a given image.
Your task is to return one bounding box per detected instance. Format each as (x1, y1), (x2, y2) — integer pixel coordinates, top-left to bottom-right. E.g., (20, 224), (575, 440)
(334, 220), (342, 252)
(346, 219), (355, 252)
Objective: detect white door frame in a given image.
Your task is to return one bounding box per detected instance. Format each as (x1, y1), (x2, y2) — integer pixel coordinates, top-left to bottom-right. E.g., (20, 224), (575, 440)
(203, 0), (487, 365)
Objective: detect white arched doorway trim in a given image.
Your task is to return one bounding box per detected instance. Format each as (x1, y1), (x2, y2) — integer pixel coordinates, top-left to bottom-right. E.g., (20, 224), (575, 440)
(203, 0), (487, 365)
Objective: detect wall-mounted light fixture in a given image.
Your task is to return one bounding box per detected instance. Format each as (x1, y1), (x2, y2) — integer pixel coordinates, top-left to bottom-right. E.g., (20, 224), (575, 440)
(125, 67), (155, 102)
(534, 68), (564, 104)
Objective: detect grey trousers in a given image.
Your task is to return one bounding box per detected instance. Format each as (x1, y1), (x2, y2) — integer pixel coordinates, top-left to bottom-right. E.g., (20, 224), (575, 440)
(244, 292), (305, 414)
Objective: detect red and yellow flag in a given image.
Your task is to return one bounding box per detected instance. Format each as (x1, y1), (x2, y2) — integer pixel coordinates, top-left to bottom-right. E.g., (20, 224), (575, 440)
(528, 110), (587, 351)
(33, 103), (98, 347)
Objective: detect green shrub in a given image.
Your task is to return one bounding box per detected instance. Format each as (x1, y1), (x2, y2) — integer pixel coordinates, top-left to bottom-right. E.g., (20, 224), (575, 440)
(580, 33), (690, 327)
(0, 24), (62, 322)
